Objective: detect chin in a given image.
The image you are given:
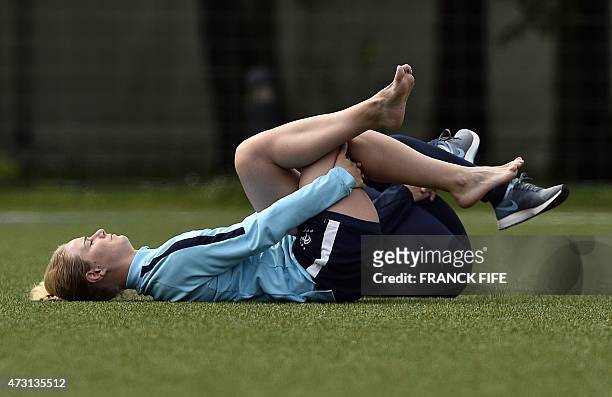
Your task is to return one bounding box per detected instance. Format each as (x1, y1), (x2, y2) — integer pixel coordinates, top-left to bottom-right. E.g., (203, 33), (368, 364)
(122, 236), (135, 249)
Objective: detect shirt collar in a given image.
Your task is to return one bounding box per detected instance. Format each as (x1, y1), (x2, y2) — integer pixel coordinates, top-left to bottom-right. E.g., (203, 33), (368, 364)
(125, 247), (153, 289)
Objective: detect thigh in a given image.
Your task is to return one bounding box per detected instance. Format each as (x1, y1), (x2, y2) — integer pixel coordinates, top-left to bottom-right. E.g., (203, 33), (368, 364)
(236, 137), (379, 223)
(389, 134), (475, 167)
(299, 148), (379, 223)
(372, 185), (463, 236)
(395, 204), (454, 235)
(235, 139), (300, 212)
(415, 197), (468, 236)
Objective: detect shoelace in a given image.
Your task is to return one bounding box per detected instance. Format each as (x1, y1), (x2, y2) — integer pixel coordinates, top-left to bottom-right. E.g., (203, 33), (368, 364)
(437, 128), (458, 142)
(512, 172), (542, 192)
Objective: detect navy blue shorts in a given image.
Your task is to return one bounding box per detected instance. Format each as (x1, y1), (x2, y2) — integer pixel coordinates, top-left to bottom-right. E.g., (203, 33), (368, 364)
(292, 210), (381, 302)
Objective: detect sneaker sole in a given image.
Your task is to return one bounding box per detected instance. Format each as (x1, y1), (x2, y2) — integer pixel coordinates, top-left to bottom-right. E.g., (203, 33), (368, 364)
(457, 129), (480, 163)
(497, 185), (569, 230)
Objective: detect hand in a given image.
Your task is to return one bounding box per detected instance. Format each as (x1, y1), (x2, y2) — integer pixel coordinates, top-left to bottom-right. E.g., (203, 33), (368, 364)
(406, 185), (436, 202)
(334, 143), (365, 188)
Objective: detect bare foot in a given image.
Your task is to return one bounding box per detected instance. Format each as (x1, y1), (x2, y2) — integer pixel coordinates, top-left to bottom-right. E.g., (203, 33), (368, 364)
(452, 157), (523, 208)
(495, 157), (524, 171)
(371, 64), (415, 131)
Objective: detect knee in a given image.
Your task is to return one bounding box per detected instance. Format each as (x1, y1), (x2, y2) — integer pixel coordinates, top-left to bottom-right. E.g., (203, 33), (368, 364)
(348, 135), (368, 159)
(349, 135), (367, 147)
(349, 131), (376, 148)
(234, 137), (270, 176)
(234, 139), (256, 175)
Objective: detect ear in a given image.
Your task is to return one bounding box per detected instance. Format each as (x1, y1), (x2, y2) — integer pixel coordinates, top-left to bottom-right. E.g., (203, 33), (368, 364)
(85, 267), (108, 283)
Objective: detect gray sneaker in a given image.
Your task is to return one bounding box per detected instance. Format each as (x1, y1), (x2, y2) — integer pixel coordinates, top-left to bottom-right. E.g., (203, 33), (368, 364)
(495, 173), (570, 230)
(435, 128), (480, 163)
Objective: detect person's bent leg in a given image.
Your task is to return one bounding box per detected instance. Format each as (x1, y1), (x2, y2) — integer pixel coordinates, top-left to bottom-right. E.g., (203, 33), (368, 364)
(398, 134), (477, 167)
(415, 197), (468, 236)
(347, 130), (523, 208)
(364, 134), (506, 207)
(368, 184), (467, 236)
(388, 134), (507, 207)
(237, 127), (521, 212)
(298, 149), (379, 223)
(238, 65), (415, 170)
(363, 134), (475, 192)
(235, 64), (414, 212)
(237, 65), (520, 211)
(371, 133), (568, 230)
(235, 152), (301, 212)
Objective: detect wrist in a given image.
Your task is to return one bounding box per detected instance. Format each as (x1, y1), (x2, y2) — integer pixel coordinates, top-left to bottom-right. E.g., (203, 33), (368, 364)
(331, 166), (356, 189)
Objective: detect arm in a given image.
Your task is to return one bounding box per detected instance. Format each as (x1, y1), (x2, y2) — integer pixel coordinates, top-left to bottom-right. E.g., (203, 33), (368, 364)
(250, 166), (356, 237)
(178, 166), (357, 276)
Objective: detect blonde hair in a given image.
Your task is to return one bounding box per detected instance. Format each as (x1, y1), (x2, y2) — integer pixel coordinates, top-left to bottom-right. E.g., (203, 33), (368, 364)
(30, 244), (120, 301)
(29, 280), (60, 301)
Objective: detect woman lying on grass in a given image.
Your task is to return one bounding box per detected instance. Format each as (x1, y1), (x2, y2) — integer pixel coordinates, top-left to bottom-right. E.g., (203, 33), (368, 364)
(31, 64), (567, 302)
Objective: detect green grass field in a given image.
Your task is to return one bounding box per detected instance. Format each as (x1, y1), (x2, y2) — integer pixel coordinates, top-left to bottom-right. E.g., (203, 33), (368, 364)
(0, 184), (610, 396)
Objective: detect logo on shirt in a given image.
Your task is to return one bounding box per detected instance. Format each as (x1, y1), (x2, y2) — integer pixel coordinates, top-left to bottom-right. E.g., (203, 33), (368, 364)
(300, 228), (314, 247)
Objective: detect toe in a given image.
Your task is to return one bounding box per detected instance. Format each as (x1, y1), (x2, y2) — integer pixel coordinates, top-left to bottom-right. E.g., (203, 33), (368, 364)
(394, 65), (403, 82)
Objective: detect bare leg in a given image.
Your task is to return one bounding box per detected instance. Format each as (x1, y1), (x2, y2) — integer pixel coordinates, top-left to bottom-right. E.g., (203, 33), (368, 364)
(236, 64), (522, 211)
(238, 64), (415, 169)
(348, 130), (523, 208)
(237, 128), (522, 212)
(298, 149), (379, 223)
(236, 64), (415, 211)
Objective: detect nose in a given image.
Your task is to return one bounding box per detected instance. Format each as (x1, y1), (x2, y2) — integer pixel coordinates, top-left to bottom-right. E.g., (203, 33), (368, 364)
(91, 229), (107, 239)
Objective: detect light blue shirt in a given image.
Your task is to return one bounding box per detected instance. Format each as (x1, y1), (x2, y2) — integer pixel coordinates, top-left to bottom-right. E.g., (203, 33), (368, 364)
(125, 167), (356, 302)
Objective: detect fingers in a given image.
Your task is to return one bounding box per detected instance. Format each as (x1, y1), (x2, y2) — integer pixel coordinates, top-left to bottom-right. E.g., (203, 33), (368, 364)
(351, 165), (364, 186)
(336, 142), (348, 161)
(355, 161), (365, 187)
(333, 142), (365, 188)
(416, 186), (436, 201)
(354, 163), (365, 188)
(333, 143), (349, 166)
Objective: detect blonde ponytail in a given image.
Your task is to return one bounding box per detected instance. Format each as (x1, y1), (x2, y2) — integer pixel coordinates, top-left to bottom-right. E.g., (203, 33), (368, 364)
(30, 280), (61, 301)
